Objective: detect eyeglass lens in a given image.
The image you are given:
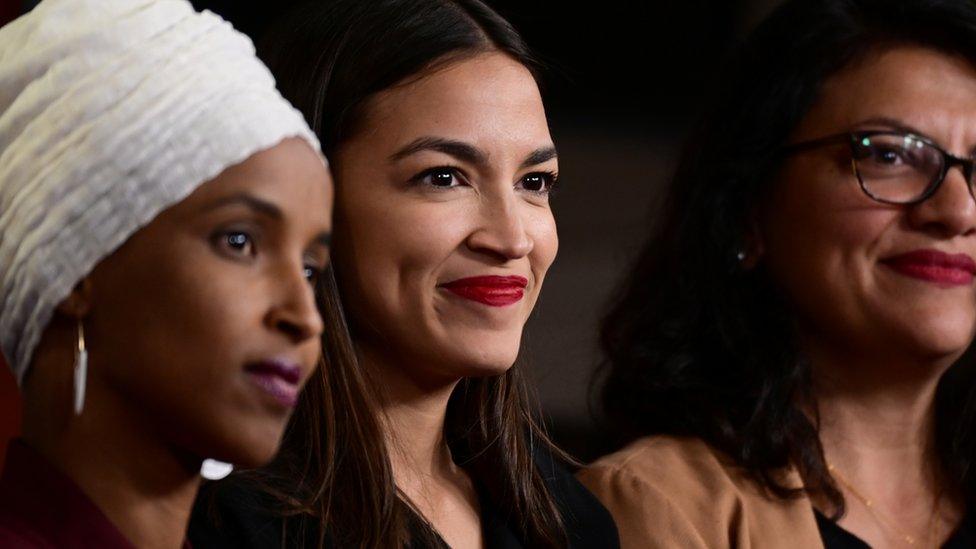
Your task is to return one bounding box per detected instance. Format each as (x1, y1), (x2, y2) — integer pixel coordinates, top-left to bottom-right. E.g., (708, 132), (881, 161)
(851, 133), (945, 204)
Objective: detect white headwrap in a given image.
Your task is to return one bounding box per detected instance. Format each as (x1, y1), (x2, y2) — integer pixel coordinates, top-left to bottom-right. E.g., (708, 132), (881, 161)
(0, 0), (323, 385)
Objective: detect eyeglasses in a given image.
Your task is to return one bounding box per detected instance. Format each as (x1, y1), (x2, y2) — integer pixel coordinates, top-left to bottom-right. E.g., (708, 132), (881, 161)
(780, 130), (976, 205)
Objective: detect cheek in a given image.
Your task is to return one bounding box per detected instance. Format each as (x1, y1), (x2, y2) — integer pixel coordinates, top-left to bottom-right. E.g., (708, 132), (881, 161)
(764, 166), (888, 278)
(761, 172), (901, 327)
(337, 195), (472, 296)
(528, 207), (558, 277)
(90, 241), (255, 405)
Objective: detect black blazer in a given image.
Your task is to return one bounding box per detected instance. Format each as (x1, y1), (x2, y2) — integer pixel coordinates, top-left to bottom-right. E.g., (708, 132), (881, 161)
(189, 451), (620, 549)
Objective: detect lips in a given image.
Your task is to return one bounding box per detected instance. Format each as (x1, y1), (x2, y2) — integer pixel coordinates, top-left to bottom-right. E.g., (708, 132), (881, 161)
(439, 275), (528, 307)
(244, 358), (304, 408)
(881, 249), (976, 287)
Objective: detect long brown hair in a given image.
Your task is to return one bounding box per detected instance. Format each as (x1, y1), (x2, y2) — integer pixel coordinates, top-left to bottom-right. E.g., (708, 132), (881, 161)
(249, 1), (571, 546)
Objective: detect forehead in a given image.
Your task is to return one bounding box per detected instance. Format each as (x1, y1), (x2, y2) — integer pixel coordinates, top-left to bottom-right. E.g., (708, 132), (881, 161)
(355, 52), (552, 155)
(797, 46), (976, 139)
(173, 138), (332, 224)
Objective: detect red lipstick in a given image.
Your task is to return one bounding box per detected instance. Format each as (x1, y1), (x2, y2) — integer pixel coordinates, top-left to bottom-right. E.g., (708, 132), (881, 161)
(882, 249), (976, 287)
(439, 275), (528, 307)
(244, 358), (303, 408)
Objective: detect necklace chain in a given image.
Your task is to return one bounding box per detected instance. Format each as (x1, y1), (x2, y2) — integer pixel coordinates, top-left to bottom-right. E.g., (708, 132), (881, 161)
(827, 463), (941, 547)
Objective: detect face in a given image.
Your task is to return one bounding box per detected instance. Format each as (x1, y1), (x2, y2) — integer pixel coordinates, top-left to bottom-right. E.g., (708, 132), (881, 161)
(760, 47), (976, 367)
(84, 137), (333, 467)
(332, 52), (558, 384)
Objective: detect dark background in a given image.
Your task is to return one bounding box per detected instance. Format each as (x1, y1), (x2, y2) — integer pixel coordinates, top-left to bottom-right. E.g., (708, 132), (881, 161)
(0, 0), (785, 465)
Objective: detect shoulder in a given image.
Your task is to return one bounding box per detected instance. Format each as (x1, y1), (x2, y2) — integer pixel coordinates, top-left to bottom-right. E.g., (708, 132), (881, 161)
(580, 435), (748, 496)
(532, 450), (621, 549)
(577, 436), (823, 549)
(0, 523), (54, 549)
(0, 494), (54, 548)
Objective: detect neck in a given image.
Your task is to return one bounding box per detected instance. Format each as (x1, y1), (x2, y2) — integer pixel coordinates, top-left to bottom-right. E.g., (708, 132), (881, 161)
(805, 339), (957, 507)
(22, 362), (198, 549)
(358, 344), (462, 487)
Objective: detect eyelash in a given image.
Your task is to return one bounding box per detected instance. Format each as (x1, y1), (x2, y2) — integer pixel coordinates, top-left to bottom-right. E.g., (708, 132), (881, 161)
(409, 166), (560, 195)
(302, 264), (326, 284)
(214, 229), (255, 258)
(520, 171), (559, 195)
(212, 229), (325, 284)
(409, 166), (469, 190)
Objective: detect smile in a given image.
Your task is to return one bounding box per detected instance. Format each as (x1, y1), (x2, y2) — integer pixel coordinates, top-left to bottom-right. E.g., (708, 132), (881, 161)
(438, 275), (528, 307)
(881, 249), (976, 287)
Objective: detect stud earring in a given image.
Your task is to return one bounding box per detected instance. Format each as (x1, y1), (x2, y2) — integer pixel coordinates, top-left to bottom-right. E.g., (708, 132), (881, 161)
(736, 250), (747, 262)
(73, 320), (87, 415)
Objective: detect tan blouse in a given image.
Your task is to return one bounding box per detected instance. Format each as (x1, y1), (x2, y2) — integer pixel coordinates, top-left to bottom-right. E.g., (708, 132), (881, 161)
(577, 436), (826, 549)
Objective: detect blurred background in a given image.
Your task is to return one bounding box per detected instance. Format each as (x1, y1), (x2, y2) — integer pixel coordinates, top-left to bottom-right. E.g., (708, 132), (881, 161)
(0, 0), (785, 466)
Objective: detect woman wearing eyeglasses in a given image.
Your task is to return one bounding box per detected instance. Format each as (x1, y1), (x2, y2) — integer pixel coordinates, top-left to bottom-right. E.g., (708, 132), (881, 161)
(579, 0), (976, 547)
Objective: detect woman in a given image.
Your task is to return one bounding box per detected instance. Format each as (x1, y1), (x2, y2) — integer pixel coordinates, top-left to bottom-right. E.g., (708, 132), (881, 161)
(579, 0), (976, 547)
(189, 1), (618, 548)
(0, 0), (333, 546)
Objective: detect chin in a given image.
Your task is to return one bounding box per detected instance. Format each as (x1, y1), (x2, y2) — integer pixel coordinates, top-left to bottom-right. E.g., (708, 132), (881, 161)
(454, 358), (517, 378)
(439, 331), (523, 377)
(199, 419), (287, 468)
(895, 320), (975, 363)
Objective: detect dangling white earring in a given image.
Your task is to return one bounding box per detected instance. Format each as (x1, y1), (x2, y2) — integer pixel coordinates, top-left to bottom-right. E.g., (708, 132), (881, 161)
(200, 459), (234, 480)
(736, 250), (747, 262)
(73, 321), (87, 415)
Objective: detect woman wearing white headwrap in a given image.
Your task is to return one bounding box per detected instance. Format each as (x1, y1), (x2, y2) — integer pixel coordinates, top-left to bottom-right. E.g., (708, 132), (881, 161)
(0, 0), (333, 546)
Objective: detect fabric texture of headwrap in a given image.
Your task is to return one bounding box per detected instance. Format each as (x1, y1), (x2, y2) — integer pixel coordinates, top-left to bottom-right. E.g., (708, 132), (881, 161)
(0, 0), (323, 385)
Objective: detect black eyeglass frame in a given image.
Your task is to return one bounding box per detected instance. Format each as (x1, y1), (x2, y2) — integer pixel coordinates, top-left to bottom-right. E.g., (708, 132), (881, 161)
(780, 130), (976, 205)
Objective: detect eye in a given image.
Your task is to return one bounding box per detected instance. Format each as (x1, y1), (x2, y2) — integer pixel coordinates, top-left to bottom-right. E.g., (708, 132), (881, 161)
(855, 135), (935, 171)
(215, 230), (255, 257)
(303, 264), (323, 284)
(518, 171), (558, 194)
(412, 167), (466, 189)
(873, 146), (909, 166)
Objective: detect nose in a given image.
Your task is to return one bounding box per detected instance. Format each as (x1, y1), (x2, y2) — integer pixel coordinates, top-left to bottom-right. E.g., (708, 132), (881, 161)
(265, 261), (324, 343)
(466, 192), (533, 260)
(907, 166), (976, 238)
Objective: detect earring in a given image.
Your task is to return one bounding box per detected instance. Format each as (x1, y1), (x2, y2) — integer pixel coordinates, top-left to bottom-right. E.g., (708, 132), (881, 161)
(200, 459), (234, 480)
(73, 320), (87, 415)
(736, 250), (747, 262)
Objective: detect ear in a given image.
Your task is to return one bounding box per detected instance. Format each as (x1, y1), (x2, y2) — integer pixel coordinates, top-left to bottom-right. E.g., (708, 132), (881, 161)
(739, 208), (766, 270)
(55, 278), (94, 319)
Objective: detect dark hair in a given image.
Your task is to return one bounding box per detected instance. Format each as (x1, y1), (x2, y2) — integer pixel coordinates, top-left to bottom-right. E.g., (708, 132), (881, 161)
(259, 0), (540, 161)
(248, 1), (567, 547)
(600, 0), (976, 516)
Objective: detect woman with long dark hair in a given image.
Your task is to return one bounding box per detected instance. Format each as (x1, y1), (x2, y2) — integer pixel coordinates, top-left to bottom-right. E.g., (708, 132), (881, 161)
(580, 0), (976, 547)
(0, 0), (332, 546)
(189, 1), (618, 548)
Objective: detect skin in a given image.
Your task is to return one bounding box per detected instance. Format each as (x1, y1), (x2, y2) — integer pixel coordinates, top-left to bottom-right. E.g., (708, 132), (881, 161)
(759, 47), (976, 547)
(332, 51), (558, 548)
(20, 137), (333, 549)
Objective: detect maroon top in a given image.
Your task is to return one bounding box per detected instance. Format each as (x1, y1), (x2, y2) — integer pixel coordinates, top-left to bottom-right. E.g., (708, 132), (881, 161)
(0, 439), (191, 548)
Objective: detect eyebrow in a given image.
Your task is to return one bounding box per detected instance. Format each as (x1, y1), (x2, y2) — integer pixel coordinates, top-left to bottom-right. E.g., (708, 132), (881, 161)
(312, 232), (332, 248)
(204, 193), (283, 220)
(520, 146), (558, 169)
(389, 136), (558, 170)
(854, 116), (936, 142)
(205, 193), (333, 247)
(390, 137), (487, 166)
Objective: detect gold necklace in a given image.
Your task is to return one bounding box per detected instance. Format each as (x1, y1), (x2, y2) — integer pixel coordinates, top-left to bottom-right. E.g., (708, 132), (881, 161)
(826, 463), (941, 547)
